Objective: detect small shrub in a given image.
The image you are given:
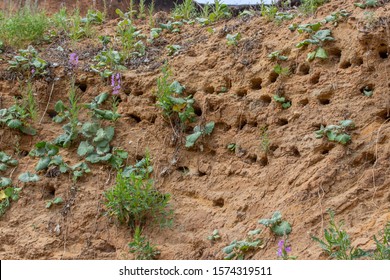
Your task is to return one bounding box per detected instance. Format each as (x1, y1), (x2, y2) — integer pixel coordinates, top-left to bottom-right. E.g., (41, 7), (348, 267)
(373, 222), (390, 260)
(128, 226), (160, 260)
(311, 210), (367, 259)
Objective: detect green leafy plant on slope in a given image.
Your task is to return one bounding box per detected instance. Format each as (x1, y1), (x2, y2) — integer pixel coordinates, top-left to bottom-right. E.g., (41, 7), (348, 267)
(222, 229), (263, 260)
(258, 211), (292, 236)
(226, 33), (241, 46)
(311, 210), (367, 260)
(0, 152), (18, 172)
(315, 120), (355, 145)
(373, 222), (390, 260)
(0, 104), (37, 135)
(172, 0), (197, 20)
(128, 226), (160, 260)
(156, 64), (196, 126)
(91, 49), (126, 78)
(185, 122), (215, 148)
(0, 184), (21, 217)
(8, 45), (48, 77)
(296, 29), (335, 61)
(84, 92), (121, 122)
(104, 157), (172, 228)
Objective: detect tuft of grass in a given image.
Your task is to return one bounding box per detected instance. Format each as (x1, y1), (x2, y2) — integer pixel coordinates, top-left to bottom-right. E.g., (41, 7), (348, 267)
(300, 0), (329, 15)
(128, 226), (160, 260)
(0, 6), (49, 48)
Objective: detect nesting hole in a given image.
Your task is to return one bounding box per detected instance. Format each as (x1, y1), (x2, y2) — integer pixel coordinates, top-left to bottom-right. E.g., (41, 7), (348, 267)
(236, 88), (248, 97)
(248, 153), (257, 163)
(291, 146), (301, 157)
(43, 185), (55, 199)
(360, 84), (374, 96)
(353, 57), (364, 66)
(194, 105), (202, 117)
(319, 144), (335, 155)
(378, 45), (389, 59)
(377, 109), (390, 121)
(213, 198), (225, 208)
(298, 63), (310, 75)
(269, 144), (279, 152)
(18, 150), (29, 158)
(258, 155), (268, 166)
(149, 95), (157, 104)
(47, 109), (57, 118)
(133, 90), (144, 96)
(310, 72), (321, 84)
(328, 47), (342, 62)
(319, 98), (330, 105)
(277, 118), (288, 126)
(299, 98), (309, 107)
(177, 166), (189, 174)
(340, 60), (352, 69)
(127, 114), (141, 123)
(204, 85), (215, 94)
(269, 72), (279, 83)
(260, 95), (272, 105)
(238, 118), (247, 130)
(75, 82), (87, 92)
(250, 78), (262, 90)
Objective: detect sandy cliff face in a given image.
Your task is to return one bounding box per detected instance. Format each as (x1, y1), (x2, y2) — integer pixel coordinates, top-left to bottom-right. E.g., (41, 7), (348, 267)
(0, 0), (389, 260)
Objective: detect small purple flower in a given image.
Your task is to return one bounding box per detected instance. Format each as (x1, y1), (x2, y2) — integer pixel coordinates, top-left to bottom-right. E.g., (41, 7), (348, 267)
(69, 53), (79, 69)
(31, 68), (35, 75)
(111, 73), (121, 95)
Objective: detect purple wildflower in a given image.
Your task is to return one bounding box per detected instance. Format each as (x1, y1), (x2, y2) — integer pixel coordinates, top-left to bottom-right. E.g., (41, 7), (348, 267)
(111, 73), (121, 95)
(31, 68), (35, 75)
(277, 240), (284, 257)
(69, 53), (79, 69)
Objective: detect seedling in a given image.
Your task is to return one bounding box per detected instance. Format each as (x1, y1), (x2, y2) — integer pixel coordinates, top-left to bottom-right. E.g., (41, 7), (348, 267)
(259, 126), (270, 153)
(29, 141), (69, 173)
(227, 143), (236, 152)
(8, 46), (48, 77)
(226, 33), (241, 46)
(0, 104), (37, 135)
(268, 51), (288, 61)
(84, 92), (121, 121)
(185, 122), (215, 148)
(296, 29), (335, 61)
(315, 120), (355, 145)
(208, 229), (221, 241)
(222, 229), (263, 260)
(324, 10), (350, 25)
(311, 210), (367, 260)
(258, 211), (292, 236)
(209, 0), (231, 22)
(273, 95), (291, 109)
(373, 222), (390, 260)
(18, 172), (40, 183)
(0, 152), (18, 172)
(160, 21), (183, 33)
(0, 185), (21, 217)
(274, 64), (290, 76)
(128, 226), (160, 260)
(355, 0), (380, 9)
(70, 162), (91, 182)
(122, 152), (153, 180)
(91, 49), (126, 78)
(46, 197), (64, 209)
(166, 45), (182, 56)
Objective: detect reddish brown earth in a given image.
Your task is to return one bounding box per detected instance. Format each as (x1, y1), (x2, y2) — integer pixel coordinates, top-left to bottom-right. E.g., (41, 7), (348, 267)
(0, 0), (389, 259)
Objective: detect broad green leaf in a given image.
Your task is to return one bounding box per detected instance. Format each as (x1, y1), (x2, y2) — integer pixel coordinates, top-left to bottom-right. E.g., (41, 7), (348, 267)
(0, 177), (12, 187)
(185, 131), (202, 148)
(18, 172), (40, 182)
(335, 134), (351, 145)
(307, 51), (316, 61)
(36, 157), (51, 171)
(315, 47), (328, 59)
(81, 122), (99, 138)
(7, 119), (22, 129)
(271, 220), (292, 236)
(248, 229), (262, 236)
(19, 126), (37, 135)
(85, 153), (112, 163)
(77, 141), (94, 157)
(339, 120), (355, 128)
(0, 163), (8, 172)
(54, 100), (66, 113)
(169, 81), (185, 94)
(45, 201), (53, 208)
(204, 122), (215, 135)
(53, 197), (63, 204)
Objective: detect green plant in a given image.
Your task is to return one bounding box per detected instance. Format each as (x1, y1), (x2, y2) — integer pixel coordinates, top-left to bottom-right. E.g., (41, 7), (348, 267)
(300, 0), (329, 15)
(261, 3), (278, 22)
(315, 120), (355, 145)
(0, 152), (18, 172)
(172, 0), (197, 20)
(373, 222), (390, 260)
(208, 229), (221, 241)
(8, 46), (48, 77)
(273, 95), (291, 109)
(311, 210), (367, 259)
(53, 79), (81, 147)
(166, 44), (181, 56)
(21, 80), (38, 122)
(148, 0), (155, 27)
(0, 104), (37, 135)
(138, 0), (147, 20)
(0, 6), (49, 48)
(268, 51), (288, 61)
(209, 0), (232, 22)
(160, 21), (183, 33)
(128, 226), (160, 260)
(29, 141), (69, 172)
(46, 197), (64, 209)
(227, 143), (236, 152)
(185, 122), (215, 148)
(104, 166), (172, 228)
(0, 185), (21, 217)
(277, 239), (296, 260)
(70, 162), (91, 182)
(273, 64), (290, 76)
(355, 0), (380, 9)
(82, 9), (105, 25)
(260, 126), (270, 153)
(222, 229), (263, 260)
(84, 92), (121, 121)
(226, 33), (241, 46)
(296, 29), (335, 61)
(122, 152), (153, 179)
(324, 10), (350, 25)
(91, 49), (126, 78)
(18, 172), (40, 183)
(258, 211), (292, 236)
(128, 0), (136, 20)
(156, 64), (196, 126)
